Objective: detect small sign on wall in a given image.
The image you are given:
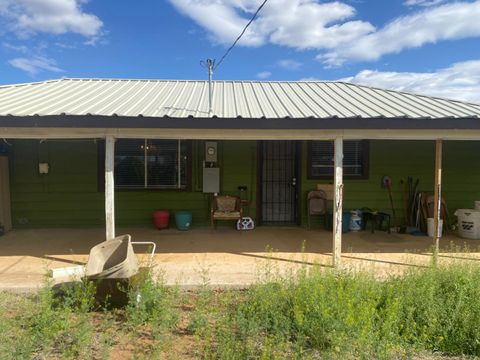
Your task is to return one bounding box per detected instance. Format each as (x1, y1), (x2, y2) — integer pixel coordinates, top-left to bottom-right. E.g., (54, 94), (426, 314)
(39, 163), (49, 174)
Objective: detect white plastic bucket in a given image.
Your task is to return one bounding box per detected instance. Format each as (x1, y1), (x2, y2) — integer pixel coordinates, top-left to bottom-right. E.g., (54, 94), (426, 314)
(475, 201), (480, 210)
(427, 218), (443, 238)
(454, 209), (480, 240)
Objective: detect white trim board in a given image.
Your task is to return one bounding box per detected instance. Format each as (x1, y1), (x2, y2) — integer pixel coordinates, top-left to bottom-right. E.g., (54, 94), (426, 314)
(3, 127), (480, 140)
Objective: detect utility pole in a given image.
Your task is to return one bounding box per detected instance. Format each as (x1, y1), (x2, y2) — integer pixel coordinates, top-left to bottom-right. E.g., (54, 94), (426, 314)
(207, 58), (214, 116)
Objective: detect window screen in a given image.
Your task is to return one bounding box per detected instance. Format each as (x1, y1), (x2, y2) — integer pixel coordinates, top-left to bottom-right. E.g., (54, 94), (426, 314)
(309, 140), (368, 179)
(114, 139), (188, 189)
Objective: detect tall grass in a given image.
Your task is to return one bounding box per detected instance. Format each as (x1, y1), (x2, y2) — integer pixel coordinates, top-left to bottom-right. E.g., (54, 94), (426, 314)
(203, 262), (480, 359)
(1, 261), (480, 359)
(0, 279), (97, 359)
(124, 268), (180, 357)
(0, 268), (180, 360)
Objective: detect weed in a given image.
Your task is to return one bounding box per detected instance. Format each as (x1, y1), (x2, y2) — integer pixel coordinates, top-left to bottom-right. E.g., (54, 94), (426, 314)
(2, 255), (480, 359)
(125, 267), (179, 357)
(201, 262), (480, 359)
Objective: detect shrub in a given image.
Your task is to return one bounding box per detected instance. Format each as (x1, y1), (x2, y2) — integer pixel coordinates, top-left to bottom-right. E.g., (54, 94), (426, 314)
(204, 262), (480, 359)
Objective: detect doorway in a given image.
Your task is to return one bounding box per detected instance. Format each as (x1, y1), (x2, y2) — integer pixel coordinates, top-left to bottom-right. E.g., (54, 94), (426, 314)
(258, 141), (300, 225)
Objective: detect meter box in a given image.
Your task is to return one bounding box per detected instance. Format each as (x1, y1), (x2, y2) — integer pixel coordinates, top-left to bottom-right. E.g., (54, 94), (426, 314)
(205, 141), (218, 163)
(203, 167), (220, 193)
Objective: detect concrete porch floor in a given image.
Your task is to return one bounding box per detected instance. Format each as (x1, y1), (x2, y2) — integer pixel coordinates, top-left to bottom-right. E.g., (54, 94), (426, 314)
(1, 227), (480, 291)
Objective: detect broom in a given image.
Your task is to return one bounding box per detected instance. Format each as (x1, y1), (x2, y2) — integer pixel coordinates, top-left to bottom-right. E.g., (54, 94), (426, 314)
(382, 175), (396, 227)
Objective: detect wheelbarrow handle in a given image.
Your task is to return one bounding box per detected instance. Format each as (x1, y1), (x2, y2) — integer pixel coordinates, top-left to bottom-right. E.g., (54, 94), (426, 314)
(131, 241), (156, 261)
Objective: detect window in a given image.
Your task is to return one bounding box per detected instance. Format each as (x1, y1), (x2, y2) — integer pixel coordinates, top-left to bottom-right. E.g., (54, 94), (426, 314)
(114, 139), (189, 189)
(308, 140), (369, 179)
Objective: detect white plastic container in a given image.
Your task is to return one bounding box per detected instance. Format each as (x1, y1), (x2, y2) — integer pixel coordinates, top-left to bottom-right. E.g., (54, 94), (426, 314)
(454, 209), (480, 240)
(349, 210), (362, 232)
(427, 218), (443, 238)
(475, 201), (480, 210)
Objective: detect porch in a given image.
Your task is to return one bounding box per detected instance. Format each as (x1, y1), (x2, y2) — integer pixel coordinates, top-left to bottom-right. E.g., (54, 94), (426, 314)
(1, 227), (479, 291)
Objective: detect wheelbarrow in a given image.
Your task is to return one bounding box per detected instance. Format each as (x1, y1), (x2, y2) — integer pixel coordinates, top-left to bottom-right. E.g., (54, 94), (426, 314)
(86, 234), (156, 280)
(85, 234), (156, 307)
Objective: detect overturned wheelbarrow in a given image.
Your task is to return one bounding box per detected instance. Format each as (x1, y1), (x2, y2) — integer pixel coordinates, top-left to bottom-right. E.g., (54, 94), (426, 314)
(86, 234), (139, 279)
(85, 234), (156, 306)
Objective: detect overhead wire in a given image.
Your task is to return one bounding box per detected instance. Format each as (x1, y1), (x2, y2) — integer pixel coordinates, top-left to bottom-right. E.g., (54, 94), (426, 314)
(213, 0), (269, 71)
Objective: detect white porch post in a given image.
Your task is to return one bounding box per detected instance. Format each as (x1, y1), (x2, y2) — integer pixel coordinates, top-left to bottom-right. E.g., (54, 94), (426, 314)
(105, 136), (116, 241)
(333, 137), (344, 268)
(433, 139), (443, 263)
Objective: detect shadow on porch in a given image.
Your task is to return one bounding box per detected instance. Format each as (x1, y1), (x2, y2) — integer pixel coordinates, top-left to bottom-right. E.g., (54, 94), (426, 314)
(1, 227), (480, 290)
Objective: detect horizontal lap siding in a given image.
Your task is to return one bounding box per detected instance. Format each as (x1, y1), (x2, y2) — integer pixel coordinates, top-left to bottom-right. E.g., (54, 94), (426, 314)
(443, 141), (480, 216)
(220, 141), (257, 221)
(9, 139), (257, 228)
(301, 140), (480, 226)
(9, 139), (480, 229)
(10, 140), (104, 228)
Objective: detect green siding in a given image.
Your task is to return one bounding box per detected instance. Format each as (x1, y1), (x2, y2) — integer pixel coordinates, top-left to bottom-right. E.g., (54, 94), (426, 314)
(8, 139), (480, 229)
(220, 141), (257, 219)
(11, 140), (103, 227)
(301, 140), (480, 227)
(9, 139), (257, 228)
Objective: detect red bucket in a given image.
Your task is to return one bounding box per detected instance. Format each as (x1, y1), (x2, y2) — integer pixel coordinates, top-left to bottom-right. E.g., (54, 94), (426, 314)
(153, 210), (170, 230)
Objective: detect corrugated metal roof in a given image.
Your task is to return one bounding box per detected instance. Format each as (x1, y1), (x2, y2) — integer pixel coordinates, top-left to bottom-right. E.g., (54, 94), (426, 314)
(0, 78), (479, 119)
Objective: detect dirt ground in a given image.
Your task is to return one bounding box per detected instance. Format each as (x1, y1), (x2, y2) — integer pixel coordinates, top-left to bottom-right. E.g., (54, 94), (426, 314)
(1, 227), (480, 291)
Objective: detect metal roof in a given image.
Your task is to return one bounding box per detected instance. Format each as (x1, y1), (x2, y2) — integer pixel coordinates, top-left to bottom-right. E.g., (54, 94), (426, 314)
(0, 78), (479, 119)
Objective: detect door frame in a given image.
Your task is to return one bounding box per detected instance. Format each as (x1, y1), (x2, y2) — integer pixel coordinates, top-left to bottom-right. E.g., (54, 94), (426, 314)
(256, 140), (302, 226)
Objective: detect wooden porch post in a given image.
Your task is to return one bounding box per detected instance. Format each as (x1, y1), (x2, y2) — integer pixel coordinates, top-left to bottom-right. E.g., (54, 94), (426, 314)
(105, 136), (115, 241)
(333, 137), (343, 268)
(433, 139), (443, 263)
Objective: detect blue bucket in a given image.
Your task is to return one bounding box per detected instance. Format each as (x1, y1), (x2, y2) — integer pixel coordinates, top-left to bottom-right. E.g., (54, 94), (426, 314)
(342, 212), (351, 233)
(175, 211), (192, 231)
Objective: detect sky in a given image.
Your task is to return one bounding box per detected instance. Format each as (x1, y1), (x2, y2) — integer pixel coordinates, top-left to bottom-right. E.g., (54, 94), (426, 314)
(0, 0), (480, 102)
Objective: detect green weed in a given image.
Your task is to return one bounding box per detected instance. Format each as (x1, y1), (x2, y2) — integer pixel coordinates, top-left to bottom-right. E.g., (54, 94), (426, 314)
(125, 267), (180, 357)
(201, 262), (480, 359)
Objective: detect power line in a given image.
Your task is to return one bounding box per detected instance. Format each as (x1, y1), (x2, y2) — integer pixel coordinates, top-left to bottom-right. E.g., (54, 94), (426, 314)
(214, 0), (269, 71)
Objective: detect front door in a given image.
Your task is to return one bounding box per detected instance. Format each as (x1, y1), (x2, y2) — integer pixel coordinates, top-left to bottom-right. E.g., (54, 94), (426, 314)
(259, 141), (300, 225)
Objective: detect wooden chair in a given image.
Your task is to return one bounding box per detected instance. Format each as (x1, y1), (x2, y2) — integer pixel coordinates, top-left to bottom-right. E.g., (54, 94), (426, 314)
(307, 190), (328, 229)
(211, 195), (243, 229)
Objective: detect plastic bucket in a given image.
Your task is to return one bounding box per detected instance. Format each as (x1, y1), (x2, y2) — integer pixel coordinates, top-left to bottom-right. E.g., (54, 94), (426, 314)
(175, 211), (192, 231)
(454, 209), (480, 240)
(427, 218), (443, 238)
(153, 210), (170, 230)
(350, 210), (362, 232)
(342, 212), (351, 233)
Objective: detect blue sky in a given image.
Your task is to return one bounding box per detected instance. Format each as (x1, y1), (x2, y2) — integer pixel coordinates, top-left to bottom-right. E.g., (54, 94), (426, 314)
(1, 0), (480, 102)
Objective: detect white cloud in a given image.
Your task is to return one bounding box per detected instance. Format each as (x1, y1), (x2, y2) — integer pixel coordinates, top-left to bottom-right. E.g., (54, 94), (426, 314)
(168, 0), (374, 48)
(277, 59), (302, 70)
(321, 1), (480, 66)
(340, 60), (480, 103)
(404, 0), (447, 6)
(0, 0), (103, 39)
(256, 71), (272, 79)
(9, 56), (64, 75)
(169, 0), (480, 68)
(2, 42), (28, 53)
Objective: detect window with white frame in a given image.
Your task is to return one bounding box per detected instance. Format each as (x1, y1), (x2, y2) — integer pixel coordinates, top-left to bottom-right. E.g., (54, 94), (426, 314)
(308, 140), (369, 179)
(114, 139), (189, 189)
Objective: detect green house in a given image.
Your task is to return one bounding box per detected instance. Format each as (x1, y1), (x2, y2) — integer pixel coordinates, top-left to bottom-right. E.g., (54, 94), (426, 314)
(1, 78), (480, 264)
